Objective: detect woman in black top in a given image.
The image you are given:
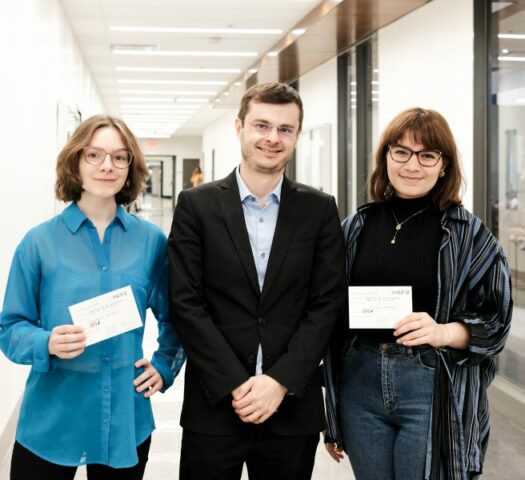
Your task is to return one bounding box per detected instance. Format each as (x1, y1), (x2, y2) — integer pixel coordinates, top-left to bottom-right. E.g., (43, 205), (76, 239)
(324, 108), (512, 479)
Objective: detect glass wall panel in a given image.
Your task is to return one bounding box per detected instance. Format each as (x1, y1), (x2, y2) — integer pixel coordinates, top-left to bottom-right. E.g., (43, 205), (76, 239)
(491, 1), (525, 392)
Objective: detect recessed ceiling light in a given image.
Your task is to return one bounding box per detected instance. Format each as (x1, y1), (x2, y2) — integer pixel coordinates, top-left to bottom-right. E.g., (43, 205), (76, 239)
(120, 104), (201, 109)
(119, 97), (176, 102)
(176, 98), (209, 103)
(118, 89), (216, 95)
(116, 66), (241, 74)
(267, 51), (279, 57)
(234, 81), (241, 86)
(113, 49), (258, 57)
(292, 28), (306, 36)
(110, 44), (158, 51)
(117, 79), (227, 86)
(498, 56), (525, 61)
(121, 107), (201, 113)
(498, 33), (525, 40)
(124, 118), (191, 123)
(248, 68), (258, 74)
(111, 26), (282, 35)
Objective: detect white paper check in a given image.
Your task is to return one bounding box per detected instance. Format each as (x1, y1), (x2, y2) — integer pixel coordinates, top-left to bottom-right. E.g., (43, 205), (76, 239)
(348, 286), (413, 329)
(68, 285), (143, 346)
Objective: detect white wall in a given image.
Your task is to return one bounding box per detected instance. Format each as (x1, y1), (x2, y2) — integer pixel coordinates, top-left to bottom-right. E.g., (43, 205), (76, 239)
(0, 0), (103, 436)
(141, 136), (202, 199)
(298, 57), (338, 195)
(378, 0), (474, 210)
(202, 110), (240, 181)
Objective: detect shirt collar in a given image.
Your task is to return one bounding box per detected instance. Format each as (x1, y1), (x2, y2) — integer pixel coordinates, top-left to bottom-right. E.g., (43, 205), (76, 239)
(61, 203), (129, 234)
(235, 165), (283, 204)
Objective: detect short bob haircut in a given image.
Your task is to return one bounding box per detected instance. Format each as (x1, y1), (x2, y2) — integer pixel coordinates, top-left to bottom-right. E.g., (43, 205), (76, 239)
(369, 108), (463, 211)
(237, 82), (304, 132)
(55, 115), (148, 205)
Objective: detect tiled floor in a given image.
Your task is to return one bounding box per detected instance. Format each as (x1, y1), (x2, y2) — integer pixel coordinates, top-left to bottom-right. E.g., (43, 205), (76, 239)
(1, 195), (524, 479)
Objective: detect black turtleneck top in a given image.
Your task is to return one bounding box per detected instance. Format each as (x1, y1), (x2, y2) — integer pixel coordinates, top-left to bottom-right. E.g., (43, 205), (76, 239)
(350, 195), (443, 343)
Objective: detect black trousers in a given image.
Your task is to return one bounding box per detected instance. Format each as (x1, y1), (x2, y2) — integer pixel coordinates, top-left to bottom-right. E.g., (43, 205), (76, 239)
(180, 424), (319, 480)
(10, 436), (151, 480)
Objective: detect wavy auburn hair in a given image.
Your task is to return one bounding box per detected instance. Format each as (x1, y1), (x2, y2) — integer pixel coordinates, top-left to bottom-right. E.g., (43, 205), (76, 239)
(55, 115), (148, 205)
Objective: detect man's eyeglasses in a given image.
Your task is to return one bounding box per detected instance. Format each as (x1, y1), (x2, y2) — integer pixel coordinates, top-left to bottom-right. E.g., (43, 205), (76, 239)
(83, 146), (133, 169)
(248, 121), (298, 139)
(388, 144), (442, 167)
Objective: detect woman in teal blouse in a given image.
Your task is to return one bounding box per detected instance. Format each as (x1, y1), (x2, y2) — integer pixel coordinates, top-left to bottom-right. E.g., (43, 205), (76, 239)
(0, 115), (185, 480)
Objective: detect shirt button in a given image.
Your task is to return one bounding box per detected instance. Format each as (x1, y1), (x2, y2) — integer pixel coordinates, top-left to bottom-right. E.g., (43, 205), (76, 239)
(103, 387), (110, 393)
(259, 217), (264, 223)
(260, 252), (266, 259)
(103, 356), (110, 362)
(103, 417), (109, 424)
(102, 266), (108, 272)
(257, 318), (266, 326)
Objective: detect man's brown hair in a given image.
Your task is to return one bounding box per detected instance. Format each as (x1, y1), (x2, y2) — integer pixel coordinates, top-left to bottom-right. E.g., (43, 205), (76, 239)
(237, 82), (303, 131)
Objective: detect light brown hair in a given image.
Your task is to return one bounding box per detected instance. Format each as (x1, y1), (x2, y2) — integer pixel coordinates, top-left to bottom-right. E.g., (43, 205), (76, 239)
(55, 115), (148, 204)
(237, 82), (303, 131)
(369, 108), (463, 210)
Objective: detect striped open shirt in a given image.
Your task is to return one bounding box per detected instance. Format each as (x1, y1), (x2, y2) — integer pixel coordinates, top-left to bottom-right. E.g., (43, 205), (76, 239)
(324, 203), (512, 480)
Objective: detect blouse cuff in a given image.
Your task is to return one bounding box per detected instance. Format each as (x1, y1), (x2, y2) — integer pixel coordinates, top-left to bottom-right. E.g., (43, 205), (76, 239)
(33, 330), (53, 372)
(151, 355), (174, 393)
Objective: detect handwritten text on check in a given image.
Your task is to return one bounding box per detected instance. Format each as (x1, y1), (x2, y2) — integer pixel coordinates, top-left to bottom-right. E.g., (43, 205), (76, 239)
(348, 286), (413, 329)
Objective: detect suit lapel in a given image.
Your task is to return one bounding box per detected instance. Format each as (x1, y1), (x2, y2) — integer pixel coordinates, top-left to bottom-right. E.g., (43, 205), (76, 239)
(260, 177), (298, 302)
(217, 170), (261, 297)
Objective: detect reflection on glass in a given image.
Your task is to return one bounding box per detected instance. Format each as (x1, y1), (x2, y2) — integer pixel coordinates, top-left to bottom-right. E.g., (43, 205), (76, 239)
(492, 1), (525, 392)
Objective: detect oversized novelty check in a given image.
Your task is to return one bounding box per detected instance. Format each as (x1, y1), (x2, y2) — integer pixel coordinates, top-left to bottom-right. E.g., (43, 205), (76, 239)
(68, 286), (142, 346)
(348, 286), (412, 329)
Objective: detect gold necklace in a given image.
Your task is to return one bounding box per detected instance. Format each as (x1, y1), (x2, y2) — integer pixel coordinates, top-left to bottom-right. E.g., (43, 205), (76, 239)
(390, 206), (430, 244)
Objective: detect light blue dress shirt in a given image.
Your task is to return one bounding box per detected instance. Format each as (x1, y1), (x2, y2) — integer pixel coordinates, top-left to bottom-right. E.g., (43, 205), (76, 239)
(0, 203), (185, 468)
(236, 167), (282, 374)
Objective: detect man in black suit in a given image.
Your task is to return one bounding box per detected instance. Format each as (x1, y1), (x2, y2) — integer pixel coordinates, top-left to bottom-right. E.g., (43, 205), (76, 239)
(168, 82), (345, 480)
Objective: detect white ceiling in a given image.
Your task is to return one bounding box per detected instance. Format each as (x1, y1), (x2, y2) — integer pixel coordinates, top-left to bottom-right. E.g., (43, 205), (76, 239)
(60, 0), (325, 137)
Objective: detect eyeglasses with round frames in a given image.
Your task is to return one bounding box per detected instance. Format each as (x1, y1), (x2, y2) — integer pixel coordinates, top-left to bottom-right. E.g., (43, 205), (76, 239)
(83, 146), (133, 169)
(247, 120), (298, 139)
(388, 144), (442, 167)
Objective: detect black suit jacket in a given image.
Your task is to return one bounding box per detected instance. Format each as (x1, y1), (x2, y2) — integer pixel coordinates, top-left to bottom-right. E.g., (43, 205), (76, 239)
(168, 169), (345, 436)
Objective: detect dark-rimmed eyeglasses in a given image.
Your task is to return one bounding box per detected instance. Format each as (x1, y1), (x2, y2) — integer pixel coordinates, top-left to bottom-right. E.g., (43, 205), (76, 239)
(388, 144), (442, 167)
(83, 146), (133, 169)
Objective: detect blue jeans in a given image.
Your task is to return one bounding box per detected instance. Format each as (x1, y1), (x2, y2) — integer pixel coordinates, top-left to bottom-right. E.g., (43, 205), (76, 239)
(339, 337), (436, 480)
